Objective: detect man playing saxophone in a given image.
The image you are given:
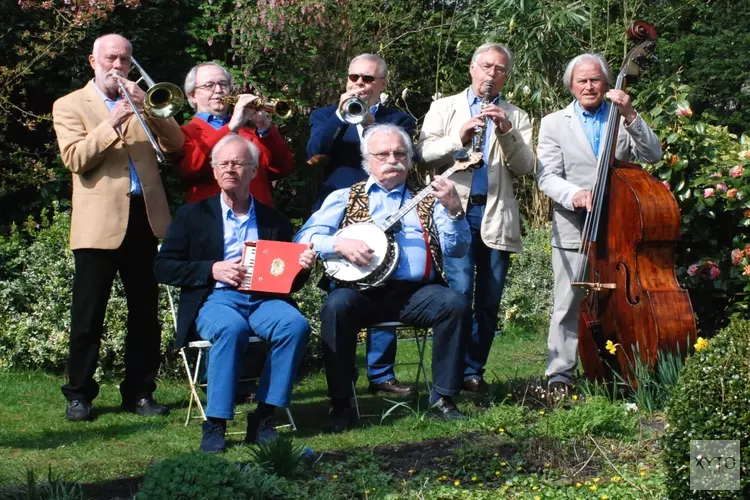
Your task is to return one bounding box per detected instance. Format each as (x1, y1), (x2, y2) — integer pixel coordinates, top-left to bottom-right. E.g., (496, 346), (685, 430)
(179, 62), (295, 206)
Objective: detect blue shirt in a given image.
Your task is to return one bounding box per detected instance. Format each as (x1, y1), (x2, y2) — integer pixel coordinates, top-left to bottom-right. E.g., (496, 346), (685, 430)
(574, 100), (609, 160)
(216, 195), (259, 289)
(467, 87), (498, 197)
(294, 178), (470, 282)
(92, 80), (142, 195)
(196, 112), (270, 136)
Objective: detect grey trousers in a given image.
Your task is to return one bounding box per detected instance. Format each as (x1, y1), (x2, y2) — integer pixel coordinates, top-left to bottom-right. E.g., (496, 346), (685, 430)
(545, 246), (587, 385)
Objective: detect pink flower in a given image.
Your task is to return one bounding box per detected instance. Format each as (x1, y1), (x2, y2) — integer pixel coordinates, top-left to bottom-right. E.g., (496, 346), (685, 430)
(703, 188), (715, 198)
(727, 188), (738, 198)
(729, 165), (744, 178)
(662, 181), (671, 190)
(710, 172), (723, 178)
(687, 264), (699, 276)
(716, 183), (727, 192)
(675, 107), (693, 117)
(732, 249), (743, 266)
(706, 261), (720, 280)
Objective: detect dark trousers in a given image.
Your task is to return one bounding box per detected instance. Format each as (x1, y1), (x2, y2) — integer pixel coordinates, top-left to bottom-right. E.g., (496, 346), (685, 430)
(320, 282), (471, 399)
(62, 196), (161, 403)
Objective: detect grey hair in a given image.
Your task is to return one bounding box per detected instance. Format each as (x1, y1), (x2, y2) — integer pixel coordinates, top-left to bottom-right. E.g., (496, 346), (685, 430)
(184, 62), (233, 110)
(349, 53), (388, 79)
(563, 53), (614, 91)
(471, 43), (514, 73)
(211, 133), (260, 169)
(92, 34), (132, 59)
(360, 124), (414, 174)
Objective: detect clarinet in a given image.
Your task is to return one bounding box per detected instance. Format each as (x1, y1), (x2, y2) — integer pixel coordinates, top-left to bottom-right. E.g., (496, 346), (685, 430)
(473, 80), (494, 154)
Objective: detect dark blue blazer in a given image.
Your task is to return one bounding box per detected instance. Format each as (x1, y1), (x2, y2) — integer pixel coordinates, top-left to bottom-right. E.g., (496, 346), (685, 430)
(306, 105), (416, 208)
(154, 195), (304, 348)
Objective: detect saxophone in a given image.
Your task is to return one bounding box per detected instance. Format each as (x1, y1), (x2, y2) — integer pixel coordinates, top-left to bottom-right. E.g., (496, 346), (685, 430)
(473, 80), (494, 154)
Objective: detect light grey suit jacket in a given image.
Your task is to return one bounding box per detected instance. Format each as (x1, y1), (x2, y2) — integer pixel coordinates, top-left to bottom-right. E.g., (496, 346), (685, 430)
(536, 101), (662, 249)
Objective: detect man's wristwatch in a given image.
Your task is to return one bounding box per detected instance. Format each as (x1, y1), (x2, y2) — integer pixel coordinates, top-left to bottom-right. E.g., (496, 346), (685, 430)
(447, 209), (466, 221)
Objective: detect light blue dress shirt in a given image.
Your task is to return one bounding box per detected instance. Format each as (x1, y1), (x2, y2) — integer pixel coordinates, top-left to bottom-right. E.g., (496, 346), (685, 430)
(467, 87), (498, 197)
(294, 177), (471, 282)
(195, 112), (270, 136)
(574, 100), (610, 160)
(216, 195), (259, 289)
(92, 80), (142, 195)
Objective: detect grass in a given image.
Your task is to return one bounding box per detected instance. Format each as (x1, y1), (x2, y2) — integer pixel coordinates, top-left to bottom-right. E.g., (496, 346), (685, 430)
(0, 328), (670, 498)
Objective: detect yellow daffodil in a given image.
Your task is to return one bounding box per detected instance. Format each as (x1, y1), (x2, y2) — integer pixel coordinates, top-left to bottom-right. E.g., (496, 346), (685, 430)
(640, 471), (647, 477)
(571, 394), (578, 400)
(589, 485), (597, 491)
(454, 480), (460, 486)
(695, 337), (709, 352)
(575, 483), (582, 488)
(497, 427), (505, 433)
(593, 477), (600, 483)
(601, 496), (609, 500)
(605, 340), (617, 355)
(612, 475), (621, 482)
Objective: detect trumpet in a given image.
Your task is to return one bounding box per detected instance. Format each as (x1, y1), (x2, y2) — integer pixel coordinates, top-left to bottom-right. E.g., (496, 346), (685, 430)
(218, 95), (295, 120)
(118, 57), (185, 163)
(339, 95), (368, 125)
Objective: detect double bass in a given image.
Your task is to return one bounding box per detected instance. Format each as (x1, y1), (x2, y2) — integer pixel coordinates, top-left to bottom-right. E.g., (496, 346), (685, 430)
(574, 21), (697, 382)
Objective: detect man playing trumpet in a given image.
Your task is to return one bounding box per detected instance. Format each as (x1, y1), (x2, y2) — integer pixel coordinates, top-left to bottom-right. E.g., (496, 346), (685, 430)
(179, 62), (295, 206)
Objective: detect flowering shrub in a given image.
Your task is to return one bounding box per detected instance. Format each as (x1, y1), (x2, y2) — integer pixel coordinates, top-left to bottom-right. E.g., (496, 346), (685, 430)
(662, 318), (749, 498)
(641, 83), (750, 331)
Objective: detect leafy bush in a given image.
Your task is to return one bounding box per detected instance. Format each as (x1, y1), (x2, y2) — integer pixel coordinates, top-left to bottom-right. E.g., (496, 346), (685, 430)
(662, 318), (750, 498)
(499, 224), (554, 333)
(0, 204), (178, 374)
(137, 452), (251, 500)
(542, 396), (638, 440)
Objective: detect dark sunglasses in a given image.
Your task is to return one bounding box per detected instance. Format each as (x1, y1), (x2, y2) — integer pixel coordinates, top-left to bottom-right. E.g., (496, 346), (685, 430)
(348, 73), (383, 84)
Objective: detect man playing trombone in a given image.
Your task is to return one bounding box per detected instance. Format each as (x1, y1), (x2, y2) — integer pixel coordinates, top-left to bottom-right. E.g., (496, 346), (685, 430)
(178, 62), (295, 206)
(52, 33), (183, 421)
(306, 54), (417, 398)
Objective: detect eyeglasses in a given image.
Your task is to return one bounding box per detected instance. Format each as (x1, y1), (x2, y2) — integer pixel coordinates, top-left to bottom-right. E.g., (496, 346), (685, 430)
(370, 151), (409, 162)
(195, 81), (231, 91)
(215, 161), (254, 171)
(348, 73), (384, 84)
(478, 64), (508, 75)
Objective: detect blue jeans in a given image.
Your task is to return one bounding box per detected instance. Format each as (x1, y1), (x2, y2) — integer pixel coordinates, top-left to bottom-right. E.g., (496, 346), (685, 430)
(443, 203), (510, 379)
(195, 289), (310, 419)
(366, 329), (397, 384)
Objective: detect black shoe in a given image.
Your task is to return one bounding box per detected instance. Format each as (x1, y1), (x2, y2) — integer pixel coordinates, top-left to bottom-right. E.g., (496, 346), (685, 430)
(327, 406), (358, 434)
(368, 378), (416, 397)
(462, 376), (489, 393)
(429, 396), (466, 421)
(65, 400), (93, 422)
(244, 413), (279, 444)
(121, 397), (170, 416)
(200, 420), (227, 453)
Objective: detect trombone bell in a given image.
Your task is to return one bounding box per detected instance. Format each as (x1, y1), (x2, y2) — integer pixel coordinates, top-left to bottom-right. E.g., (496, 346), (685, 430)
(144, 82), (185, 119)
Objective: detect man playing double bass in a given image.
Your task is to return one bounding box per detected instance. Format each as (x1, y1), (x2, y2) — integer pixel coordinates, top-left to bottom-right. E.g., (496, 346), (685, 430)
(536, 53), (662, 395)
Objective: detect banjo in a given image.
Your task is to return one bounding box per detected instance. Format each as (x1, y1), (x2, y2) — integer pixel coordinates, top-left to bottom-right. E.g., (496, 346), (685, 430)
(323, 152), (483, 289)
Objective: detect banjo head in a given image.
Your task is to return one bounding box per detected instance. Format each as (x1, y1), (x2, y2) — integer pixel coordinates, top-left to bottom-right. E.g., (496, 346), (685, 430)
(323, 223), (394, 286)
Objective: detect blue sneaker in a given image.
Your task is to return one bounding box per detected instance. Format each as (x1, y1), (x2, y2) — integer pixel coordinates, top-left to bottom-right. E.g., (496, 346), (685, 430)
(200, 419), (226, 453)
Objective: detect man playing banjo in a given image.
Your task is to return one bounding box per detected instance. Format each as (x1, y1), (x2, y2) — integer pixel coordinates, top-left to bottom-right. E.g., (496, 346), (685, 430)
(295, 124), (473, 432)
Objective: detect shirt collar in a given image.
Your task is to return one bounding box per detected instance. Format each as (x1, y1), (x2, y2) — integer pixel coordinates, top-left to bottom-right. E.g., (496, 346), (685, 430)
(369, 101), (381, 115)
(91, 78), (119, 105)
(365, 176), (407, 196)
(196, 112), (231, 126)
(575, 99), (609, 118)
(220, 194), (254, 220)
(467, 86), (500, 106)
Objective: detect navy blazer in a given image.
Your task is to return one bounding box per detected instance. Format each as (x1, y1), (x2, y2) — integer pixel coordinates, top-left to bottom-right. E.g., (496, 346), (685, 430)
(306, 105), (416, 208)
(154, 195), (304, 348)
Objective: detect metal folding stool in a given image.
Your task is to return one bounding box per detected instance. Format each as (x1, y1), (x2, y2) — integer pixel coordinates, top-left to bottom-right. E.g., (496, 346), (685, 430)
(351, 321), (432, 418)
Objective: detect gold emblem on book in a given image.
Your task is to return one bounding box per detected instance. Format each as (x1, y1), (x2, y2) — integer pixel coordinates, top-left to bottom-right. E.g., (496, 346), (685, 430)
(270, 258), (285, 276)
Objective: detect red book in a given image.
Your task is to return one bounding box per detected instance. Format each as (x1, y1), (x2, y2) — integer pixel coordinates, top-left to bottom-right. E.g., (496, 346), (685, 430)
(238, 240), (307, 294)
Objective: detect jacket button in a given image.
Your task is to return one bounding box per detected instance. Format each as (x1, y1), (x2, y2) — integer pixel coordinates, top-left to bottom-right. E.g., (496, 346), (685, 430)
(125, 192), (131, 198)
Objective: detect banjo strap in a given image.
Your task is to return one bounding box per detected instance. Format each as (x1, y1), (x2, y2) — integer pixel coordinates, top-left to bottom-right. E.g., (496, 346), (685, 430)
(342, 181), (444, 278)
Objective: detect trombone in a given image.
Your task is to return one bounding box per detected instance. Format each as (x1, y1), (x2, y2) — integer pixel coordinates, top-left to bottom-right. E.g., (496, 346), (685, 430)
(218, 95), (295, 120)
(118, 56), (185, 163)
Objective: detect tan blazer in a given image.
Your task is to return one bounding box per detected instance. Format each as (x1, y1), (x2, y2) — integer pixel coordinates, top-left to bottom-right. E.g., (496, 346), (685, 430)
(536, 101), (662, 249)
(417, 88), (536, 253)
(52, 81), (184, 250)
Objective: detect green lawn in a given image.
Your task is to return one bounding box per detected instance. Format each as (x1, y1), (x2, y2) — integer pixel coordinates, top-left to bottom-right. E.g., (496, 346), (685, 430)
(0, 330), (669, 498)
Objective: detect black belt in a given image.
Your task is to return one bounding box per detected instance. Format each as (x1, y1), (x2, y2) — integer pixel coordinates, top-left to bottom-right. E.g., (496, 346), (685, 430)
(469, 194), (487, 206)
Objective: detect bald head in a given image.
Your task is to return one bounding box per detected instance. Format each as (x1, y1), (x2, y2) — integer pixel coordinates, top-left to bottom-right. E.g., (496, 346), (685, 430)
(89, 34), (132, 98)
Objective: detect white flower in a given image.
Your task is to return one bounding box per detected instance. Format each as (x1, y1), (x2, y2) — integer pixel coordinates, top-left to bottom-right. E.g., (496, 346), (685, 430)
(625, 402), (638, 412)
(431, 92), (443, 101)
(522, 85), (531, 96)
(379, 92), (390, 105)
(401, 88), (410, 100)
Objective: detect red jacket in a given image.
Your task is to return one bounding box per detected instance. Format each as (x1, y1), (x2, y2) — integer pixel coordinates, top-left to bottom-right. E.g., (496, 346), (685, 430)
(178, 117), (295, 206)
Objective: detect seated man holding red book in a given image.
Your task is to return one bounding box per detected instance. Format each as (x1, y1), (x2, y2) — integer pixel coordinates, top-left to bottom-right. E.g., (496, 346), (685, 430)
(178, 62), (295, 205)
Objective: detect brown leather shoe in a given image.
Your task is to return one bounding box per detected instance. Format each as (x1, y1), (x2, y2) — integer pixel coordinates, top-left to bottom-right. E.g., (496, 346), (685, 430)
(367, 378), (416, 396)
(462, 377), (489, 393)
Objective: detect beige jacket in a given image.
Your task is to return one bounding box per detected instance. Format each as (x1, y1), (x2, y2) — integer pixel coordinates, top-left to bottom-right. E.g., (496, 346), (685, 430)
(417, 88), (536, 253)
(52, 81), (184, 250)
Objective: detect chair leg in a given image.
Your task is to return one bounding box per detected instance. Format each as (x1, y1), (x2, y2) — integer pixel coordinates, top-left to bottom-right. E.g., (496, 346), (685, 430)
(414, 328), (431, 395)
(180, 347), (205, 427)
(284, 407), (297, 431)
(351, 380), (361, 419)
(192, 348), (207, 422)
